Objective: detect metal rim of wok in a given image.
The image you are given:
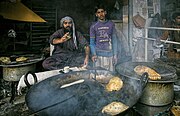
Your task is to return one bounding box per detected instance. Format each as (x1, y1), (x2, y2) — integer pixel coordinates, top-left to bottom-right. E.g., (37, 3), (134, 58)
(25, 69), (148, 116)
(155, 58), (180, 68)
(115, 61), (178, 83)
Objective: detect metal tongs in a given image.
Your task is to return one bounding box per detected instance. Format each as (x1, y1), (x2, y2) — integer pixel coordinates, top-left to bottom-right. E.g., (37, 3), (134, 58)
(93, 60), (97, 80)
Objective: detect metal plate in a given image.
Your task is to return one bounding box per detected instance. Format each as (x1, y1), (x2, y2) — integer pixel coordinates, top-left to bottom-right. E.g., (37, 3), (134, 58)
(0, 55), (44, 67)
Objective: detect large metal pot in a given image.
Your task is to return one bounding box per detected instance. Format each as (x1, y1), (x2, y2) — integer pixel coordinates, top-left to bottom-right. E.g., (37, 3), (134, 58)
(2, 63), (36, 81)
(139, 82), (174, 106)
(134, 102), (172, 116)
(25, 69), (148, 116)
(115, 61), (177, 106)
(0, 54), (44, 81)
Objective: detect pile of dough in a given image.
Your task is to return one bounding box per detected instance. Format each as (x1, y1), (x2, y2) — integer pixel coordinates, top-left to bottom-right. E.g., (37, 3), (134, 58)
(106, 76), (123, 92)
(0, 57), (11, 64)
(134, 65), (161, 80)
(102, 102), (129, 115)
(16, 56), (28, 62)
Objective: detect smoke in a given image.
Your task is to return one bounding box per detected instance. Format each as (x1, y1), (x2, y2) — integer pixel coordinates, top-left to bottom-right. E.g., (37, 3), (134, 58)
(114, 26), (132, 64)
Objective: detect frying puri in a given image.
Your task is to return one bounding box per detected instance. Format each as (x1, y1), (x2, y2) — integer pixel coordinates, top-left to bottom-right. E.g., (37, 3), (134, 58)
(106, 76), (123, 92)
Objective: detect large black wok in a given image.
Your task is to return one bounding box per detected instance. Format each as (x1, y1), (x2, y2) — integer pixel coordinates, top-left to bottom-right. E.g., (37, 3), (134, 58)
(115, 61), (177, 83)
(25, 69), (148, 116)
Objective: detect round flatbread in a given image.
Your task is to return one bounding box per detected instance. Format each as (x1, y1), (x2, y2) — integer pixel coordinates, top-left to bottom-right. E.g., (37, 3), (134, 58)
(16, 56), (28, 62)
(0, 57), (11, 64)
(106, 76), (123, 92)
(102, 101), (129, 115)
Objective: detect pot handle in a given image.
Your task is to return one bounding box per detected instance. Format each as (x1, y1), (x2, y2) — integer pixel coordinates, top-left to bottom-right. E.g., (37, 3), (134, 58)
(140, 72), (148, 89)
(24, 71), (38, 89)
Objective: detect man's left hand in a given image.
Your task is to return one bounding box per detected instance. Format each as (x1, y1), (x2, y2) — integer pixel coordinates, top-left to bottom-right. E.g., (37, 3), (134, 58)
(83, 57), (89, 67)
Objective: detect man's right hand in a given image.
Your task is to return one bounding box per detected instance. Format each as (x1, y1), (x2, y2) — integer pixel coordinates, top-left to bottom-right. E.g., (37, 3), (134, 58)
(52, 32), (70, 44)
(61, 32), (70, 42)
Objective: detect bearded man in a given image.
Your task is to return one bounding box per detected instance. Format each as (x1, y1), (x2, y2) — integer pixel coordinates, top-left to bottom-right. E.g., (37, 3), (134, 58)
(42, 16), (90, 70)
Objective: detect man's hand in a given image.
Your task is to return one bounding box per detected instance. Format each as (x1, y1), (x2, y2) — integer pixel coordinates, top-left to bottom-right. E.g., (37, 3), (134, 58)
(83, 57), (89, 67)
(53, 32), (70, 44)
(61, 32), (71, 42)
(92, 55), (97, 62)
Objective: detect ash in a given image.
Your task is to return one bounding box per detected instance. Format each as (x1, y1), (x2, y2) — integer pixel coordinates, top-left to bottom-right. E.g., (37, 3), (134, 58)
(0, 96), (31, 116)
(0, 79), (31, 116)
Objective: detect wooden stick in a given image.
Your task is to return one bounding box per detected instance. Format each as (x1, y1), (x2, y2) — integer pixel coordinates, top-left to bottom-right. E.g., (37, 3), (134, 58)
(60, 79), (84, 88)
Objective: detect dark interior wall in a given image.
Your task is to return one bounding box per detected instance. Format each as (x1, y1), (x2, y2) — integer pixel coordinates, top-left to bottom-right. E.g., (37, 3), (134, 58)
(0, 0), (124, 53)
(161, 0), (180, 20)
(23, 0), (123, 34)
(54, 0), (98, 34)
(23, 0), (100, 34)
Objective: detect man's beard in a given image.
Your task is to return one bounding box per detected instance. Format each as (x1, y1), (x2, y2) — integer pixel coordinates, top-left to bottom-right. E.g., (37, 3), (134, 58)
(175, 22), (180, 26)
(64, 27), (72, 33)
